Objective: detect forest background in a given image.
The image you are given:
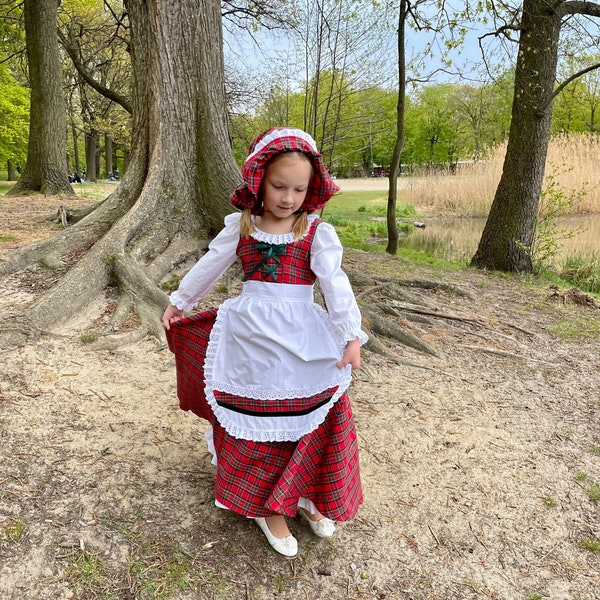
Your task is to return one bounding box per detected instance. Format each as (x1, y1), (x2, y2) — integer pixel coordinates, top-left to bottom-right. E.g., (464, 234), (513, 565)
(0, 0), (599, 183)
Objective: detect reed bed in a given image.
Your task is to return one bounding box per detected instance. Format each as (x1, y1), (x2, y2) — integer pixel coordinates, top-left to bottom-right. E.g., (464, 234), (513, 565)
(400, 133), (600, 217)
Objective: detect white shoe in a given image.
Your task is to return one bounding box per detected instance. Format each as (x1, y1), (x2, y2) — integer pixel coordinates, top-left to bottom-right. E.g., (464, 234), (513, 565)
(299, 509), (336, 538)
(254, 517), (298, 557)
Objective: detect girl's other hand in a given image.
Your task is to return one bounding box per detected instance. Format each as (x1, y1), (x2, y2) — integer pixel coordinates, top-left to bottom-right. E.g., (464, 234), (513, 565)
(336, 338), (361, 370)
(162, 304), (184, 330)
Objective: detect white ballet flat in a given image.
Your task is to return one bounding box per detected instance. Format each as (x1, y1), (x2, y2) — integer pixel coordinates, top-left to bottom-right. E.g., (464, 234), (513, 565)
(254, 517), (298, 557)
(299, 509), (336, 538)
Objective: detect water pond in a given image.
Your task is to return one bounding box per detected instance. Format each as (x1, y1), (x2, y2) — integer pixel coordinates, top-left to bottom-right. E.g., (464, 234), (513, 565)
(406, 214), (600, 264)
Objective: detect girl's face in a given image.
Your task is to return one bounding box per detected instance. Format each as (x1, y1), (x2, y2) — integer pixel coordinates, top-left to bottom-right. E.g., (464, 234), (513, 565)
(261, 153), (313, 222)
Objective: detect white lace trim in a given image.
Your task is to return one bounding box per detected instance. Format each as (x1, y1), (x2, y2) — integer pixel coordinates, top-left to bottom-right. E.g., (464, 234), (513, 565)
(246, 128), (318, 162)
(250, 214), (317, 245)
(202, 292), (352, 442)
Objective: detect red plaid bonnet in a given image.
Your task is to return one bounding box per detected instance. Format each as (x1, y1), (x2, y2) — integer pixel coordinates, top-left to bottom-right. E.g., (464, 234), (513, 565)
(230, 127), (339, 214)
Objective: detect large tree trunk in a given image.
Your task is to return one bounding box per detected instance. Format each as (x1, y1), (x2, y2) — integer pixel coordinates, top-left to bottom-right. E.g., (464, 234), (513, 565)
(7, 0), (74, 197)
(0, 0), (240, 347)
(471, 0), (561, 272)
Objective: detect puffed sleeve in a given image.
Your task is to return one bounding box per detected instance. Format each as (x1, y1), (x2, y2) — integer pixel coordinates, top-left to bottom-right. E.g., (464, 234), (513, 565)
(169, 212), (241, 311)
(310, 221), (368, 345)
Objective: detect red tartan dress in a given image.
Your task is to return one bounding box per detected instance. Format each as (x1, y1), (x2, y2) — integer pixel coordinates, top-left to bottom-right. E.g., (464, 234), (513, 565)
(167, 215), (363, 520)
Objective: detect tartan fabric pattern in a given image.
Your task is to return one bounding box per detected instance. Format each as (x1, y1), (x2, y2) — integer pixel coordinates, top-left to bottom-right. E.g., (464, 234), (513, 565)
(230, 127), (339, 214)
(167, 308), (216, 420)
(214, 387), (338, 416)
(212, 392), (362, 520)
(165, 215), (363, 520)
(237, 218), (319, 284)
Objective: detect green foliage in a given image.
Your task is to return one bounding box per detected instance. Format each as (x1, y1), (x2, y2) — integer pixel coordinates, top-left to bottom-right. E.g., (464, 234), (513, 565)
(521, 165), (589, 272)
(560, 252), (600, 294)
(4, 518), (25, 542)
(553, 53), (600, 134)
(0, 62), (29, 169)
(588, 485), (600, 502)
(582, 536), (600, 554)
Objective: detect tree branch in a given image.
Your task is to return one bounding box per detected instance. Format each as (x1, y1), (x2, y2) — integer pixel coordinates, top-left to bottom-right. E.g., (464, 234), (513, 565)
(561, 1), (600, 18)
(57, 27), (132, 114)
(553, 62), (600, 98)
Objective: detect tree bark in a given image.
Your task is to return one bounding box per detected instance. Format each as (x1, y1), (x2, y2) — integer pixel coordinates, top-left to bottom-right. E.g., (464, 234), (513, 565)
(0, 0), (240, 346)
(385, 0), (407, 255)
(7, 0), (74, 197)
(71, 124), (81, 175)
(471, 0), (561, 272)
(105, 135), (113, 178)
(7, 160), (16, 181)
(85, 131), (98, 182)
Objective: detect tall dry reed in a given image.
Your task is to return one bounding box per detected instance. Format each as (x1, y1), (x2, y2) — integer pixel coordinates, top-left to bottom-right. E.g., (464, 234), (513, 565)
(400, 133), (600, 217)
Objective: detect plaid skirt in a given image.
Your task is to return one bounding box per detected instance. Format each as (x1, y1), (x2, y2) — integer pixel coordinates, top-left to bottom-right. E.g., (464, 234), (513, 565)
(167, 309), (363, 520)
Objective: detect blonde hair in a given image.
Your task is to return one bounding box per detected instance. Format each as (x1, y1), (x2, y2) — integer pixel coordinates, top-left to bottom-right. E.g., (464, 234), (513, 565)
(239, 151), (313, 241)
(240, 208), (309, 240)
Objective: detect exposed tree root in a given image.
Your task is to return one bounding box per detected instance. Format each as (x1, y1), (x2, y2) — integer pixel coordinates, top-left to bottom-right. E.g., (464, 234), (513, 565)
(362, 306), (440, 357)
(1, 197), (538, 377)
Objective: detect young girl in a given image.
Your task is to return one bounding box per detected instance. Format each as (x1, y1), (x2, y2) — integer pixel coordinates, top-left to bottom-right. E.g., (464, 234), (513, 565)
(163, 128), (367, 557)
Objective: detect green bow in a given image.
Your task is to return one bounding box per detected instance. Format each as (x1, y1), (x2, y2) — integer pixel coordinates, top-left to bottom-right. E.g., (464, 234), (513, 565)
(244, 242), (287, 282)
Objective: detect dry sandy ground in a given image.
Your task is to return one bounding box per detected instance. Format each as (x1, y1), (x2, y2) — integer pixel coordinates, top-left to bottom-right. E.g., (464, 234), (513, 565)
(1, 188), (599, 600)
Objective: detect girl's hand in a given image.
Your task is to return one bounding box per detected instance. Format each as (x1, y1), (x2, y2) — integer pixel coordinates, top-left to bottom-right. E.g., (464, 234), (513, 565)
(162, 304), (184, 330)
(336, 338), (361, 370)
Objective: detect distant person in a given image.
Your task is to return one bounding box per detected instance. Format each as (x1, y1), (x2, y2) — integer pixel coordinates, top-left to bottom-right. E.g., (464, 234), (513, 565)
(163, 128), (366, 558)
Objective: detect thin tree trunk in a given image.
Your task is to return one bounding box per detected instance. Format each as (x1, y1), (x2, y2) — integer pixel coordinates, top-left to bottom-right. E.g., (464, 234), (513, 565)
(105, 135), (113, 178)
(71, 124), (80, 175)
(386, 0), (407, 255)
(7, 160), (16, 181)
(85, 132), (97, 182)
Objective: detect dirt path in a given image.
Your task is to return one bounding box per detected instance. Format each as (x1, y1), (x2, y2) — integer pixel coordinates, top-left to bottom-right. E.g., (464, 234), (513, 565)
(1, 191), (599, 600)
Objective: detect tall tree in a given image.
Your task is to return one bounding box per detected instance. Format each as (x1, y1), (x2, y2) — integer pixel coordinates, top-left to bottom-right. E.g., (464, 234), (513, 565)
(0, 0), (239, 347)
(385, 0), (408, 255)
(472, 0), (600, 272)
(7, 0), (74, 196)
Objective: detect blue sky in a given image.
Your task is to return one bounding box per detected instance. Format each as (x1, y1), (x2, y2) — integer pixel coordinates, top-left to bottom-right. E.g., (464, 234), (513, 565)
(223, 14), (513, 92)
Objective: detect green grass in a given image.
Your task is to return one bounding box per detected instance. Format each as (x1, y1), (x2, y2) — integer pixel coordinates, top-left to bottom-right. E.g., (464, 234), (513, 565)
(582, 536), (600, 554)
(322, 190), (462, 268)
(4, 518), (25, 542)
(127, 545), (201, 598)
(0, 178), (117, 201)
(80, 331), (100, 344)
(65, 549), (108, 594)
(0, 182), (16, 196)
(588, 485), (600, 502)
(560, 252), (600, 294)
(542, 496), (558, 508)
(547, 315), (600, 340)
(326, 190), (417, 219)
